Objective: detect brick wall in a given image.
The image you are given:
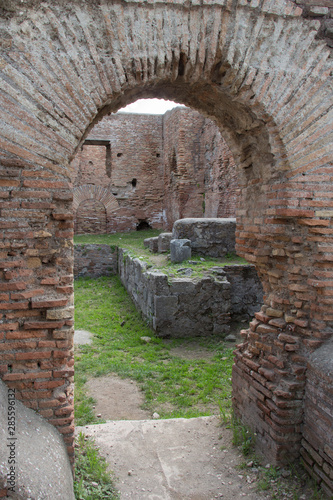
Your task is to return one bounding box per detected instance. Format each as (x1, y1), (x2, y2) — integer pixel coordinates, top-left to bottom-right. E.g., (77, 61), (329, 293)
(0, 160), (75, 461)
(71, 114), (165, 233)
(71, 108), (239, 234)
(301, 342), (333, 496)
(0, 0), (332, 485)
(291, 0), (333, 48)
(201, 120), (239, 219)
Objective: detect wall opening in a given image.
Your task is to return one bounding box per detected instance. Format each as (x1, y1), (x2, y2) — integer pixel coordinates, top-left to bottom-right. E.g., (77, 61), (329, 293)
(0, 2), (332, 492)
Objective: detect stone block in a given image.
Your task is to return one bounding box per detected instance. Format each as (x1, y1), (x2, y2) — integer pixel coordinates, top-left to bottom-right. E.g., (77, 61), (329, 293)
(169, 278), (196, 294)
(154, 295), (178, 321)
(148, 237), (159, 253)
(0, 380), (75, 500)
(172, 218), (236, 258)
(170, 239), (191, 263)
(158, 232), (173, 253)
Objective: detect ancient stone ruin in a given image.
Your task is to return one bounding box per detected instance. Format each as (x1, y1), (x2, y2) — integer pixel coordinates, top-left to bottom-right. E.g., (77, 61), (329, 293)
(172, 218), (237, 258)
(75, 218), (264, 338)
(0, 0), (332, 497)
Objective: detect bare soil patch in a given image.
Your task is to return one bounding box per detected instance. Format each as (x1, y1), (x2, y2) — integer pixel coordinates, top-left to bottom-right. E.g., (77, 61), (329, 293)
(86, 375), (151, 421)
(80, 334), (317, 500)
(167, 341), (216, 361)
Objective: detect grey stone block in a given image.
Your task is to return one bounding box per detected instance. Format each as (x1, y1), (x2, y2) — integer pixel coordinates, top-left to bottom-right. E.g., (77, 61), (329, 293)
(169, 279), (196, 294)
(149, 237), (159, 253)
(158, 232), (173, 253)
(170, 239), (191, 263)
(143, 237), (159, 252)
(172, 218), (236, 258)
(154, 295), (178, 320)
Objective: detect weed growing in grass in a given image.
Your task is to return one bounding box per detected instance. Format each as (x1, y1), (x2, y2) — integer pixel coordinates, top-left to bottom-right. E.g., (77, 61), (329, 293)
(74, 432), (119, 500)
(229, 415), (256, 457)
(226, 415), (326, 500)
(74, 275), (234, 423)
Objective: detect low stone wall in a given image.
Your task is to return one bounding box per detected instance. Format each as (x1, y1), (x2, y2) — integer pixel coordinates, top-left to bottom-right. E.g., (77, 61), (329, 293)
(172, 218), (236, 258)
(224, 265), (264, 321)
(74, 244), (263, 336)
(74, 244), (118, 278)
(117, 249), (263, 337)
(301, 342), (333, 497)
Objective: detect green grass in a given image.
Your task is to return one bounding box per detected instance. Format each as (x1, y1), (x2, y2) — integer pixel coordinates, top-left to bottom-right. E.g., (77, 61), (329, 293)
(156, 252), (247, 281)
(74, 432), (119, 500)
(74, 275), (234, 423)
(74, 229), (162, 264)
(74, 229), (248, 280)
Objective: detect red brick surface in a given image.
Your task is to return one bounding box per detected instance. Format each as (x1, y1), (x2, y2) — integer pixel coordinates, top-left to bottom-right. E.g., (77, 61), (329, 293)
(0, 0), (331, 488)
(71, 108), (238, 234)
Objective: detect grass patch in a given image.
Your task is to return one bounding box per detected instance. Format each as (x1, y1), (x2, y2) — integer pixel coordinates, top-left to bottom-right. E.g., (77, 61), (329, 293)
(74, 275), (234, 423)
(74, 229), (162, 265)
(74, 432), (119, 500)
(75, 229), (248, 280)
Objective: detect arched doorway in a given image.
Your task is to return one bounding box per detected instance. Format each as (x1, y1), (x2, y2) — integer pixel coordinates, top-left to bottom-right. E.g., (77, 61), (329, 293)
(0, 0), (332, 481)
(76, 199), (107, 234)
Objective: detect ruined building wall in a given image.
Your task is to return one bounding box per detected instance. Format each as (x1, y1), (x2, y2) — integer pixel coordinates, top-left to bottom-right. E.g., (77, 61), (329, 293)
(162, 108), (207, 228)
(291, 0), (333, 48)
(72, 108), (239, 234)
(71, 113), (165, 233)
(200, 119), (239, 219)
(0, 1), (332, 495)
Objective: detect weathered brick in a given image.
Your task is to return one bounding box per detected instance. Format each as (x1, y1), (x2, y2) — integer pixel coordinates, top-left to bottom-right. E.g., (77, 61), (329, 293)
(0, 0), (331, 478)
(31, 298), (68, 309)
(24, 321), (65, 329)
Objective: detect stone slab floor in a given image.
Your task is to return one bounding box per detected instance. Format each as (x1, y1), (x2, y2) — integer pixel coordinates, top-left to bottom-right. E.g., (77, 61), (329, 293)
(76, 416), (267, 500)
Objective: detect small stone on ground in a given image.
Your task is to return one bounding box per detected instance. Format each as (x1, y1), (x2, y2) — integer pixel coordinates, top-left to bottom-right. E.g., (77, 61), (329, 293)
(74, 329), (93, 345)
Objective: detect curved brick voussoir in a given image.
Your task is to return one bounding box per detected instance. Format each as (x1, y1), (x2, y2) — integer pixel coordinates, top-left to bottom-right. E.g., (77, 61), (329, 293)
(0, 0), (332, 474)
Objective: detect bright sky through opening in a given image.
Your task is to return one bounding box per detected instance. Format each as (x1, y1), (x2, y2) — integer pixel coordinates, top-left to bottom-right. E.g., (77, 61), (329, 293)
(117, 98), (185, 115)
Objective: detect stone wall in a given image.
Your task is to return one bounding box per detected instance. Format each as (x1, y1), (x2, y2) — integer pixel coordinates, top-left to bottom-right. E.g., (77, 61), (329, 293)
(0, 380), (75, 499)
(74, 245), (118, 278)
(71, 108), (239, 234)
(223, 265), (264, 321)
(117, 248), (263, 337)
(172, 218), (236, 258)
(301, 342), (333, 496)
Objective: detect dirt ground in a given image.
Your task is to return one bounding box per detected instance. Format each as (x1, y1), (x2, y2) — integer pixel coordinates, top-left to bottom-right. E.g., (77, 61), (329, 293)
(75, 332), (317, 500)
(80, 373), (268, 500)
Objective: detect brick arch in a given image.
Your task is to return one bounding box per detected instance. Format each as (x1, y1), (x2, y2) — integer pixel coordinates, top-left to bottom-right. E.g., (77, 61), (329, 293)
(73, 184), (119, 234)
(0, 0), (332, 478)
(73, 185), (119, 213)
(76, 199), (107, 234)
(73, 184), (119, 232)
